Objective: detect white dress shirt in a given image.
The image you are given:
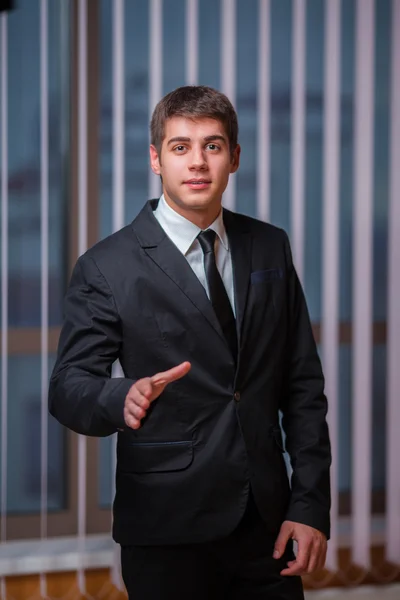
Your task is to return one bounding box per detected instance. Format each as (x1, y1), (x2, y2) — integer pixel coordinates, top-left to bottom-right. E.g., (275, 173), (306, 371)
(153, 195), (236, 316)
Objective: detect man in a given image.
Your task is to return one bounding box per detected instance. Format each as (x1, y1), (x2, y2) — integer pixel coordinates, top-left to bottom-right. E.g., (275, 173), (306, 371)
(49, 85), (331, 599)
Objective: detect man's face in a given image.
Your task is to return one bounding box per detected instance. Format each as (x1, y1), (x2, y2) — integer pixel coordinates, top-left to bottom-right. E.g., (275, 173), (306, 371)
(149, 116), (240, 222)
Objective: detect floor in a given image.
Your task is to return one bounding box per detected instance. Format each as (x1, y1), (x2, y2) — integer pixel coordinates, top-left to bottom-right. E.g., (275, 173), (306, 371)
(305, 584), (400, 600)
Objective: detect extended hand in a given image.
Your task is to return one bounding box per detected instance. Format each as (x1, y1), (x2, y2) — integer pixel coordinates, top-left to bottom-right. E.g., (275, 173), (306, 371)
(273, 520), (327, 576)
(123, 362), (191, 430)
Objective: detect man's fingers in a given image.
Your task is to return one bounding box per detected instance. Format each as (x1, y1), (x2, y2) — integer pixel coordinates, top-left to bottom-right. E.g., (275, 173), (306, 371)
(273, 522), (293, 559)
(124, 414), (141, 430)
(134, 378), (153, 399)
(151, 361), (191, 387)
(128, 390), (150, 411)
(306, 543), (320, 574)
(307, 537), (327, 573)
(127, 403), (147, 420)
(280, 538), (312, 576)
(124, 402), (147, 429)
(316, 544), (327, 572)
(124, 384), (151, 429)
(280, 560), (304, 576)
(280, 550), (310, 576)
(280, 560), (300, 576)
(124, 363), (191, 429)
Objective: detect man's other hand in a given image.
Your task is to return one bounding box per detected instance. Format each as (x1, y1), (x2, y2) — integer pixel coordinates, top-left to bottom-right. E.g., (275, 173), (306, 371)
(123, 362), (191, 430)
(273, 520), (327, 576)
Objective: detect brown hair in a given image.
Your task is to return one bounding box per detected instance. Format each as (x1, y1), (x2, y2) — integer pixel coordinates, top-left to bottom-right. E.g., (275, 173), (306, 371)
(150, 85), (239, 155)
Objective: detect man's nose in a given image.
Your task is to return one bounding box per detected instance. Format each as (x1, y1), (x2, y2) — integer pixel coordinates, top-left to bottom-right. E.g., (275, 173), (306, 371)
(189, 147), (207, 169)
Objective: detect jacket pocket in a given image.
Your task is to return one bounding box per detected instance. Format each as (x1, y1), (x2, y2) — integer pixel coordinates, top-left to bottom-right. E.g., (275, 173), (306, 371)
(251, 268), (283, 284)
(117, 440), (194, 474)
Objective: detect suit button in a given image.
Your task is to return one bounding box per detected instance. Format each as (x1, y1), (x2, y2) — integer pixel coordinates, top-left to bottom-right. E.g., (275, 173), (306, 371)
(234, 391), (241, 402)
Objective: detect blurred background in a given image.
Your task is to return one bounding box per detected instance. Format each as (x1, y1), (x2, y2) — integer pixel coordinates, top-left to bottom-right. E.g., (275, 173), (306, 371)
(0, 0), (399, 598)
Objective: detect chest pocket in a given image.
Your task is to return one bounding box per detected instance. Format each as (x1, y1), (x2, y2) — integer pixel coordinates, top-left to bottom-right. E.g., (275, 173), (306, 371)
(248, 267), (285, 321)
(251, 268), (283, 285)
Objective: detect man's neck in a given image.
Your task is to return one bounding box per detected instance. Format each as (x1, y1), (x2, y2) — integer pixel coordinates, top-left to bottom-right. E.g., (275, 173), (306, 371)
(163, 195), (222, 230)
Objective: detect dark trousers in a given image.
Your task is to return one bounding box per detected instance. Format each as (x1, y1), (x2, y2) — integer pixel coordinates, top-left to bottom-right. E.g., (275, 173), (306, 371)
(120, 492), (304, 600)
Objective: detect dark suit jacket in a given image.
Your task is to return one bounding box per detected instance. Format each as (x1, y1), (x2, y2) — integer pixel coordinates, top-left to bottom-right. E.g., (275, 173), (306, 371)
(49, 199), (331, 545)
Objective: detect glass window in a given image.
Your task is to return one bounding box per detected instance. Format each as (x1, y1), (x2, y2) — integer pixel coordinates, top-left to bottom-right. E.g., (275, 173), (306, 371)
(373, 0), (390, 323)
(162, 0), (185, 94)
(339, 0), (355, 323)
(304, 0), (324, 321)
(0, 0), (70, 521)
(198, 0), (221, 89)
(4, 355), (66, 514)
(236, 0), (258, 218)
(270, 0), (292, 234)
(6, 0), (69, 328)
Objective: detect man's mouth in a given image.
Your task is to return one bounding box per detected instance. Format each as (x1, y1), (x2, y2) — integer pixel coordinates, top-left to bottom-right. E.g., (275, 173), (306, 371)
(185, 179), (211, 184)
(184, 179), (212, 189)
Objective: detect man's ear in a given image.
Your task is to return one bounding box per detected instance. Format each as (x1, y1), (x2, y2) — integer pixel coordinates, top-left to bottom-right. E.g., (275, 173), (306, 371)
(230, 144), (241, 174)
(149, 145), (161, 174)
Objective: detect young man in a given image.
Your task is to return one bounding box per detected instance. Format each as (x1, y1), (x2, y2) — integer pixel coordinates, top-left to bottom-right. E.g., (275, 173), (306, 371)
(49, 86), (331, 600)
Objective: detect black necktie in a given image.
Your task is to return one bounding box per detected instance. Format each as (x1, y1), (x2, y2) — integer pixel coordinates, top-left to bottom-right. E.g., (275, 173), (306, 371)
(197, 229), (238, 361)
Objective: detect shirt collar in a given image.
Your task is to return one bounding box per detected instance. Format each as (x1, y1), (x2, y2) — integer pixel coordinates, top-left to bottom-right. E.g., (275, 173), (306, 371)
(154, 194), (229, 255)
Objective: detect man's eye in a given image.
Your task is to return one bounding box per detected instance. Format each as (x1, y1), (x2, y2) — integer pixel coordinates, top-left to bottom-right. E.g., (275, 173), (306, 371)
(174, 145), (186, 152)
(206, 144), (219, 151)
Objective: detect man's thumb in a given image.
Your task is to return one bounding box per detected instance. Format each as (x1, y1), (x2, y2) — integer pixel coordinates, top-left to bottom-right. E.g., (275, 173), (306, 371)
(151, 362), (191, 387)
(273, 523), (292, 559)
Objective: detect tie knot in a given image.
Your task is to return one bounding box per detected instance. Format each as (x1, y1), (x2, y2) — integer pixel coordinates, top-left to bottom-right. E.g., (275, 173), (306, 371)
(198, 229), (217, 255)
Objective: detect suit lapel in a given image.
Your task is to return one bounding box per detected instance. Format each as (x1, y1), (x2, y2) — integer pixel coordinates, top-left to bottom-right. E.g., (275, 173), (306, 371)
(223, 209), (252, 349)
(132, 201), (253, 355)
(132, 201), (228, 345)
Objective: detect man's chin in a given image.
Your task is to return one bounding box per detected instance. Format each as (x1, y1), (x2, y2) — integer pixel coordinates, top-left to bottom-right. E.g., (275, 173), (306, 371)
(183, 200), (219, 212)
(169, 194), (220, 211)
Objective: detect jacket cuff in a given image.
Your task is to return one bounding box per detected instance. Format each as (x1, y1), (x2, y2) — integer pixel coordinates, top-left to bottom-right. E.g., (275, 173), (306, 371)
(284, 502), (330, 540)
(98, 377), (136, 431)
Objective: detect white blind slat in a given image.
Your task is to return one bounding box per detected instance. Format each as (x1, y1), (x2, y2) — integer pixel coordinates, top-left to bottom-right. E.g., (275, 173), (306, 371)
(322, 0), (341, 572)
(291, 0), (306, 280)
(352, 0), (375, 569)
(186, 0), (198, 85)
(111, 1), (125, 588)
(149, 0), (163, 200)
(221, 0), (236, 211)
(257, 0), (271, 223)
(386, 0), (400, 564)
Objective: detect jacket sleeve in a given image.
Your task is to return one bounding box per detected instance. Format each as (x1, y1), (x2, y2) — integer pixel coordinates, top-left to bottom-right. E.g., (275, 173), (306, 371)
(48, 254), (135, 436)
(280, 232), (332, 539)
